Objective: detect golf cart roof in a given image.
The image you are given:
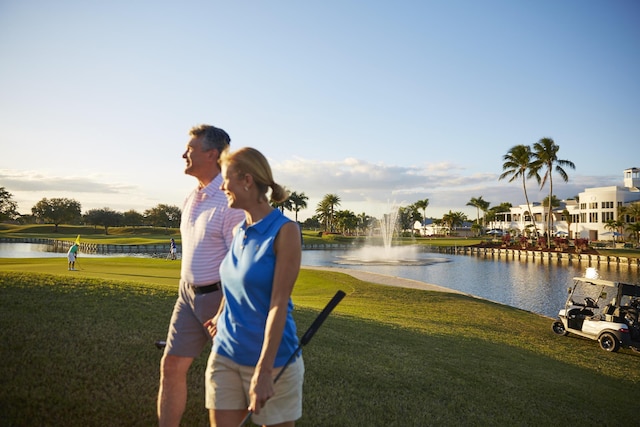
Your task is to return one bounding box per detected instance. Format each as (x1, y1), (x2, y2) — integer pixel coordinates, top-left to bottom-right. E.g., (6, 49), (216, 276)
(572, 277), (620, 288)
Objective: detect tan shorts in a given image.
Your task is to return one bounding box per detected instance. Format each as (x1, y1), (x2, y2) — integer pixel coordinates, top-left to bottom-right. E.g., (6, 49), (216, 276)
(205, 352), (304, 425)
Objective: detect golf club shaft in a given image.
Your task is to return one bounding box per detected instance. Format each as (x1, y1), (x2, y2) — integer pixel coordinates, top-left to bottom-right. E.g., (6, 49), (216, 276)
(239, 290), (346, 426)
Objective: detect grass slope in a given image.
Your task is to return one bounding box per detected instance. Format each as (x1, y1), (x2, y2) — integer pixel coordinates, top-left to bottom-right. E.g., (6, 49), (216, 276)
(1, 259), (639, 426)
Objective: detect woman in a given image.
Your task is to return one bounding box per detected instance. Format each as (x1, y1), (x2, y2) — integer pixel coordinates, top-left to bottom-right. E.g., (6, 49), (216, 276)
(205, 147), (303, 427)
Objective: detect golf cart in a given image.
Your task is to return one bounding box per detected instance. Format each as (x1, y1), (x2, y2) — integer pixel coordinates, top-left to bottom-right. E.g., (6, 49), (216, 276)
(552, 272), (640, 352)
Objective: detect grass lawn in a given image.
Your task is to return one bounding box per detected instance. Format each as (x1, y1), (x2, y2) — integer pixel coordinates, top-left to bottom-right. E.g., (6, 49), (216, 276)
(1, 258), (639, 426)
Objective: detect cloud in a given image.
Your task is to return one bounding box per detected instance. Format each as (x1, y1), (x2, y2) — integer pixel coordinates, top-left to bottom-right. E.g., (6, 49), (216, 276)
(0, 170), (136, 193)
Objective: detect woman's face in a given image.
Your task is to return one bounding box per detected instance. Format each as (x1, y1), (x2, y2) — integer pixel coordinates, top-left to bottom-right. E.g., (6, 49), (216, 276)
(220, 164), (246, 209)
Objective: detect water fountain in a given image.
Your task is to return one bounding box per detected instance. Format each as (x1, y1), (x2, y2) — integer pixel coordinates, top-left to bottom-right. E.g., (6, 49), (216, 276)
(334, 205), (450, 266)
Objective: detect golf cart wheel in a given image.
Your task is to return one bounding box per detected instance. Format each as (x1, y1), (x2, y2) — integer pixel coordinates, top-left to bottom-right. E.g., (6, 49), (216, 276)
(598, 332), (620, 352)
(552, 321), (568, 336)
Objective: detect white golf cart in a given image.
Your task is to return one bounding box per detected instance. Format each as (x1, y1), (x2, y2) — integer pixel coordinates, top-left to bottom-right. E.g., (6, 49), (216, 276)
(552, 272), (640, 352)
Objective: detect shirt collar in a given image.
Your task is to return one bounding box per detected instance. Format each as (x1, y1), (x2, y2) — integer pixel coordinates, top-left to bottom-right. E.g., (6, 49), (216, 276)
(198, 174), (222, 197)
(243, 209), (279, 235)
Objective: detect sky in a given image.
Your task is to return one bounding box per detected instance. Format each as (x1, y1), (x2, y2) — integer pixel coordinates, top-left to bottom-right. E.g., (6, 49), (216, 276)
(1, 0), (639, 222)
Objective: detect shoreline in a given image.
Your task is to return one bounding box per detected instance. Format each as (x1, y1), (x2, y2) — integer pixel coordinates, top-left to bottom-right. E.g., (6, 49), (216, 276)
(302, 265), (466, 295)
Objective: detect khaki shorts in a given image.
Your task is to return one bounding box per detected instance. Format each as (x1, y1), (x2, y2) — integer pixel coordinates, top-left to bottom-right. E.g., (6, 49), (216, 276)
(205, 352), (304, 426)
(164, 280), (222, 358)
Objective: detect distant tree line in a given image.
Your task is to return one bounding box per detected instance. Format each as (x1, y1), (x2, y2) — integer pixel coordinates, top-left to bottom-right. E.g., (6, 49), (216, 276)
(0, 189), (181, 234)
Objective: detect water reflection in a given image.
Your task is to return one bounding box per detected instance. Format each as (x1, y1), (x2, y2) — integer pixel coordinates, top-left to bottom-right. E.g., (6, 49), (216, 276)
(301, 249), (638, 318)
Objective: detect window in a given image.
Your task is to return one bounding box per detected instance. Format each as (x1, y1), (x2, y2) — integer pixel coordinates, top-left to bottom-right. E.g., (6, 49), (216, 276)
(602, 211), (614, 222)
(589, 202), (598, 209)
(602, 201), (614, 209)
(589, 212), (598, 223)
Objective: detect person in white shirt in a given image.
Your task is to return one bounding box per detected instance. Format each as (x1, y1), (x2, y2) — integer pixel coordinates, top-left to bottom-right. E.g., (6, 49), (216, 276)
(157, 124), (244, 427)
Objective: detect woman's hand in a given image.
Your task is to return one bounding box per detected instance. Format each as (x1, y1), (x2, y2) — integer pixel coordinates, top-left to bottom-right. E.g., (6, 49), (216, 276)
(248, 369), (275, 415)
(203, 316), (219, 338)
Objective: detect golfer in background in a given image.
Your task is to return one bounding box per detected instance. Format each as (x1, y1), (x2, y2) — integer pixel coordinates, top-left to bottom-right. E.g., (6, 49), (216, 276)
(157, 125), (244, 427)
(205, 147), (304, 427)
(67, 242), (79, 270)
(169, 238), (177, 260)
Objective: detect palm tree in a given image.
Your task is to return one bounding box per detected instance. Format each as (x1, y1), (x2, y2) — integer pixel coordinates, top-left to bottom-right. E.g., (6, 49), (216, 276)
(315, 199), (331, 232)
(531, 138), (576, 248)
(626, 222), (640, 246)
(621, 202), (640, 244)
(442, 210), (467, 235)
(272, 197), (292, 214)
(604, 219), (623, 244)
(499, 144), (540, 237)
(562, 208), (573, 240)
(317, 194), (341, 232)
(620, 202), (640, 224)
(356, 212), (372, 236)
(288, 191), (308, 223)
(466, 196), (490, 233)
(414, 198), (429, 235)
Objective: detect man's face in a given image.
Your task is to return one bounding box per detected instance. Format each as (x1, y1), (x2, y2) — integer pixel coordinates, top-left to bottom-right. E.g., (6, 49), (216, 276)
(182, 135), (214, 178)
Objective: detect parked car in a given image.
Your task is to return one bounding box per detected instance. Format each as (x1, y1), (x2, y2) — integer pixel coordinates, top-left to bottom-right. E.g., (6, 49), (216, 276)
(552, 274), (640, 352)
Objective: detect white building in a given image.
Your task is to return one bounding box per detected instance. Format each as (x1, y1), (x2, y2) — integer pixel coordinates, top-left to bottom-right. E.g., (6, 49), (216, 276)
(487, 167), (640, 241)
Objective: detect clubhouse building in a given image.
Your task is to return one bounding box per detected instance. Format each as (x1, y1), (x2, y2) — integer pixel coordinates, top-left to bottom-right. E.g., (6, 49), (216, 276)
(486, 167), (640, 241)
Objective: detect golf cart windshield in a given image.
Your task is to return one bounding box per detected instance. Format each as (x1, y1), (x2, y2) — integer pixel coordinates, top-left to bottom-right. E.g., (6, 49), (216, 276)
(569, 279), (615, 316)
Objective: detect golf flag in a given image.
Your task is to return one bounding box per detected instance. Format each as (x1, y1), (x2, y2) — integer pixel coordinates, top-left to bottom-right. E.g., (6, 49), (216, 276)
(75, 235), (81, 245)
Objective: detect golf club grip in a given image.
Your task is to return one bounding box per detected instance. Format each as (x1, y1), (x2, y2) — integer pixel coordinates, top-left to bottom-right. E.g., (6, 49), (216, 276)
(300, 290), (346, 345)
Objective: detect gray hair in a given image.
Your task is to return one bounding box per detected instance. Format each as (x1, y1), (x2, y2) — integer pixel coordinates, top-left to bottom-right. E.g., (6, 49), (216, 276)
(189, 124), (231, 152)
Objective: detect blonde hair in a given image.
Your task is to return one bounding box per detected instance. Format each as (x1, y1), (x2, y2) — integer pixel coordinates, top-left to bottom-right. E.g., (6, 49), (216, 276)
(220, 147), (289, 203)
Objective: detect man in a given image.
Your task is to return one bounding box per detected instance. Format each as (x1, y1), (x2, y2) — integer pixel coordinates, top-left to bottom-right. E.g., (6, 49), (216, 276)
(157, 124), (244, 427)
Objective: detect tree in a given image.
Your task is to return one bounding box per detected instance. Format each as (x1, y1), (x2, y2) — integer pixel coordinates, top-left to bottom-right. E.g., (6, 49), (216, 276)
(272, 195), (293, 214)
(144, 204), (181, 229)
(288, 191), (308, 223)
(302, 215), (322, 230)
(398, 205), (419, 235)
(334, 210), (358, 235)
(466, 196), (490, 233)
(31, 198), (82, 232)
(499, 144), (539, 237)
(620, 202), (640, 224)
(414, 198), (429, 235)
(626, 222), (640, 246)
(0, 187), (19, 222)
(442, 210), (467, 235)
(84, 208), (123, 234)
(315, 199), (331, 232)
(531, 138), (575, 248)
(620, 202), (640, 244)
(562, 208), (573, 240)
(316, 194), (341, 232)
(122, 210), (145, 227)
(356, 212), (373, 236)
(604, 219), (624, 244)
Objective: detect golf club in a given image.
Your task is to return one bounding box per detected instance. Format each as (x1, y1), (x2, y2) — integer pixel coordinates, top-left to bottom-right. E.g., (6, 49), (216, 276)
(239, 290), (346, 426)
